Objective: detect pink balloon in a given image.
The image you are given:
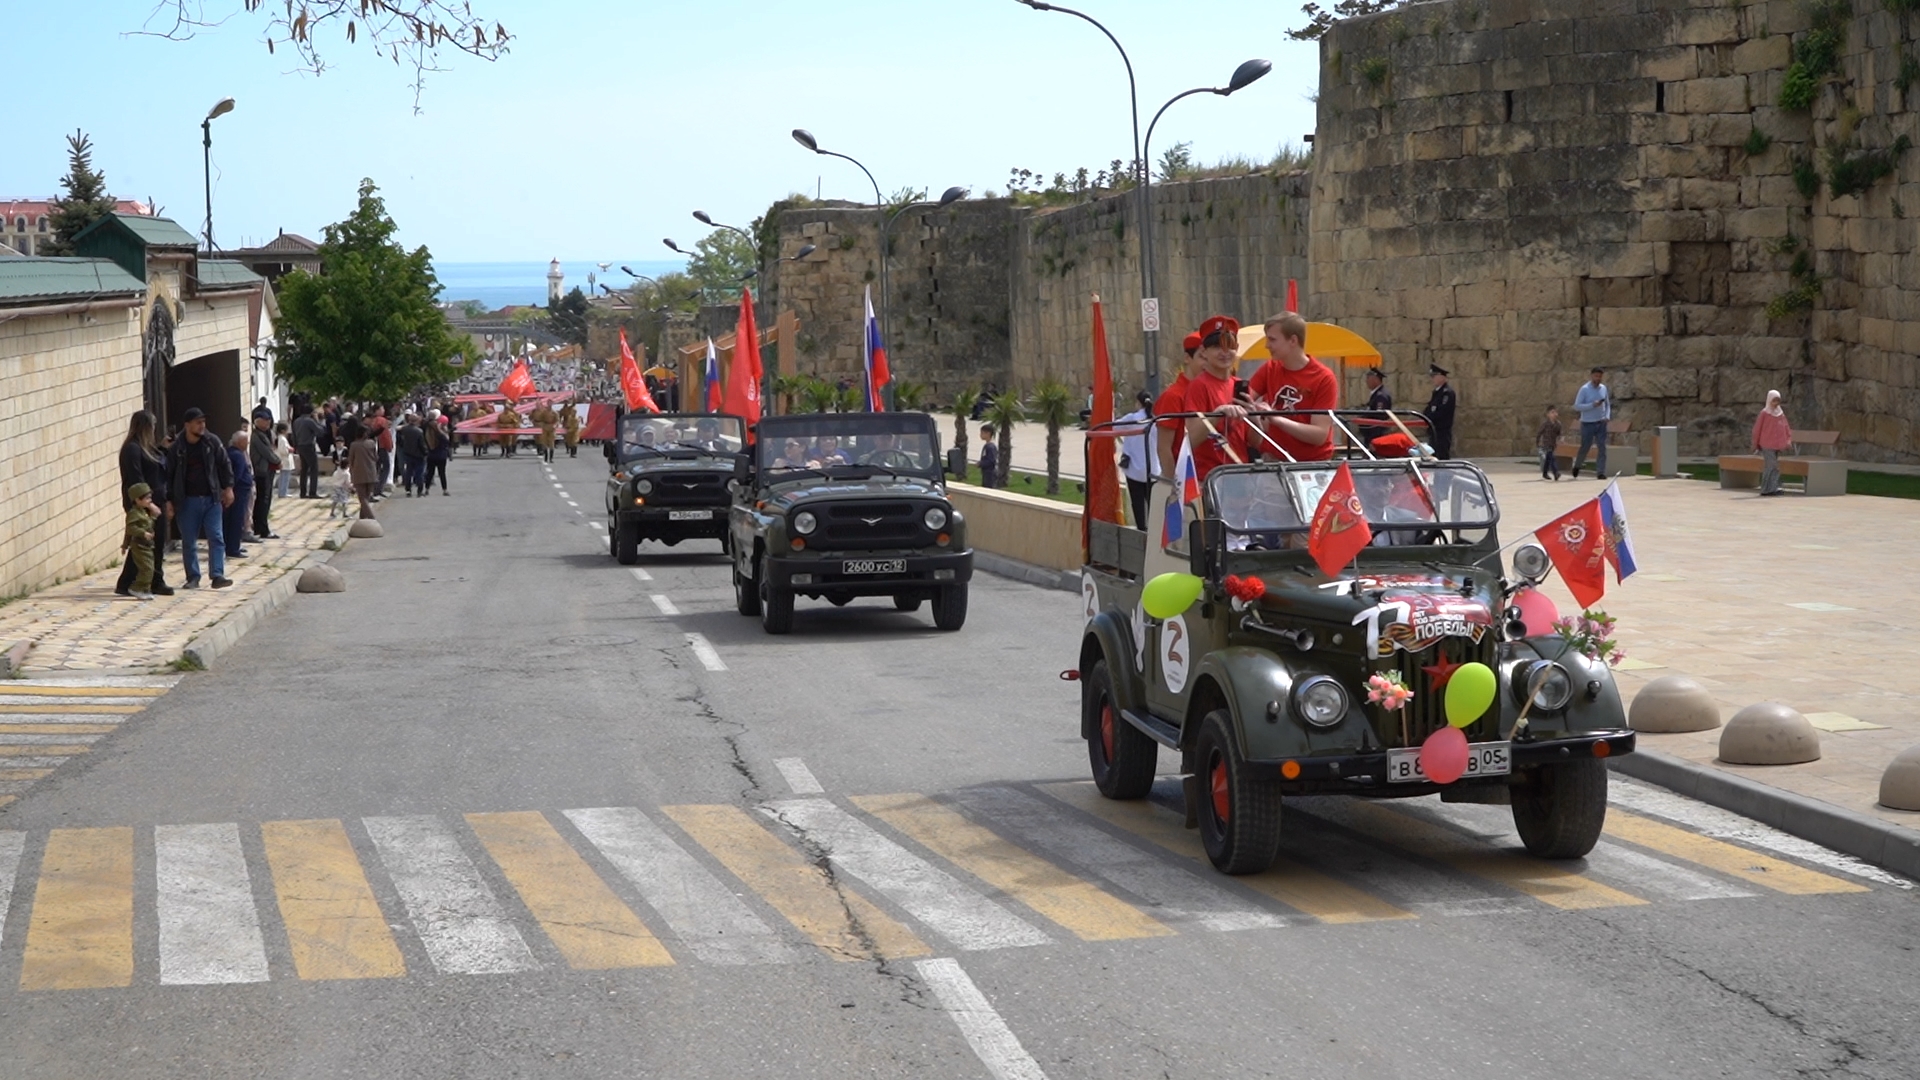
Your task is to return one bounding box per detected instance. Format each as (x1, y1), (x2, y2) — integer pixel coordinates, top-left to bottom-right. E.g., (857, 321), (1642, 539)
(1419, 726), (1470, 785)
(1513, 586), (1560, 638)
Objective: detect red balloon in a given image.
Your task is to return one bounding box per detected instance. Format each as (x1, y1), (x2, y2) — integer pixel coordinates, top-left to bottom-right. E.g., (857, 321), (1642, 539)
(1420, 726), (1470, 785)
(1513, 586), (1560, 638)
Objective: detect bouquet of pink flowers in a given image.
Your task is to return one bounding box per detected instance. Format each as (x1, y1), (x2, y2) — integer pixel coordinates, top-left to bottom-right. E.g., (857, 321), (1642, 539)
(1553, 608), (1624, 667)
(1366, 671), (1414, 711)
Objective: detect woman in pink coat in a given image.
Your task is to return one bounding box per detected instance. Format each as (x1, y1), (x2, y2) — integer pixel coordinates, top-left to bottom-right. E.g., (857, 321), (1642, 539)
(1751, 390), (1793, 496)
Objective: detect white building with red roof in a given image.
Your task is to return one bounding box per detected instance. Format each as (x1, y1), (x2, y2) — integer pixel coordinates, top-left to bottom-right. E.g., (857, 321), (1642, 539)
(0, 198), (152, 255)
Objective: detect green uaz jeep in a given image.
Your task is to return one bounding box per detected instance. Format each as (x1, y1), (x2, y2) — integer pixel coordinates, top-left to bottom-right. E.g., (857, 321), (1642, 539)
(604, 412), (745, 564)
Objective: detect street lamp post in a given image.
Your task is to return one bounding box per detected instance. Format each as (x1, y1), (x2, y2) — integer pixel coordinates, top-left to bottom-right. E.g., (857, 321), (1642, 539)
(789, 128), (893, 351)
(201, 97), (235, 252)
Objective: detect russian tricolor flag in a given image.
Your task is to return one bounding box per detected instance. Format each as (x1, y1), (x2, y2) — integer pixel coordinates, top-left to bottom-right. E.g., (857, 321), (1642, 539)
(863, 285), (890, 411)
(704, 337), (723, 412)
(1161, 439), (1200, 549)
(1600, 481), (1639, 583)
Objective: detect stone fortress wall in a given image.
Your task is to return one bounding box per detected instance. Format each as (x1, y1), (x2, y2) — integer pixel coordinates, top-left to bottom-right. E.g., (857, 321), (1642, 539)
(1313, 0), (1920, 461)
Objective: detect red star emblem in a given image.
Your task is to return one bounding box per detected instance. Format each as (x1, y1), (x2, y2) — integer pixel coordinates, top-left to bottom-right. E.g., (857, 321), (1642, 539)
(1422, 656), (1462, 689)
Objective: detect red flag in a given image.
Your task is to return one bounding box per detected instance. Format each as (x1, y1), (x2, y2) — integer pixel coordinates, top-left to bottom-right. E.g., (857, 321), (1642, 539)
(618, 329), (659, 413)
(725, 288), (763, 432)
(1286, 278), (1299, 312)
(498, 360), (535, 403)
(1534, 499), (1608, 610)
(1307, 462), (1373, 578)
(1085, 296), (1123, 534)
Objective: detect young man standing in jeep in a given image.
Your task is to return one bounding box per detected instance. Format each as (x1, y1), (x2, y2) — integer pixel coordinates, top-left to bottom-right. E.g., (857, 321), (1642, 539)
(1247, 311), (1338, 462)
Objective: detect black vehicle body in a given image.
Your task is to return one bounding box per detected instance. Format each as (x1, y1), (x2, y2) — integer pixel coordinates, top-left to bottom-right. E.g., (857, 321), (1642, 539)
(604, 412), (746, 564)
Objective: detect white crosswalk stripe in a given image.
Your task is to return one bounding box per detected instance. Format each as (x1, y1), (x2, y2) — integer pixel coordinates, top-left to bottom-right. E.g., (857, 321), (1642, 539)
(1418, 802), (1756, 901)
(960, 787), (1284, 931)
(565, 807), (791, 965)
(155, 823), (271, 984)
(0, 734), (106, 745)
(773, 758), (824, 795)
(763, 798), (1051, 951)
(1609, 780), (1914, 889)
(364, 815), (540, 975)
(0, 831), (23, 952)
(1272, 797), (1533, 917)
(0, 714), (131, 724)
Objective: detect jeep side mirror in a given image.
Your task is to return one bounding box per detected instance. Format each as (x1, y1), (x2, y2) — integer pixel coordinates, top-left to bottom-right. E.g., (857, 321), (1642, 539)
(1189, 518), (1220, 580)
(946, 447), (966, 477)
(732, 454), (751, 486)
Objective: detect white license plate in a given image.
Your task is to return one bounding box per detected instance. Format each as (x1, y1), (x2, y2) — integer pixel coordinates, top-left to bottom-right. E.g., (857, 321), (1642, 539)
(668, 510), (713, 521)
(1386, 740), (1511, 783)
(842, 558), (906, 575)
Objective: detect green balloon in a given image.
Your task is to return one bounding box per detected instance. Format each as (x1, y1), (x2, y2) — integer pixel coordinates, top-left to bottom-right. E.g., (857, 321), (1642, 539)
(1444, 662), (1498, 729)
(1142, 573), (1204, 620)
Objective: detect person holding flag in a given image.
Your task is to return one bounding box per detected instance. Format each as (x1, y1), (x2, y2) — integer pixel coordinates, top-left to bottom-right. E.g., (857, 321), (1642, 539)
(863, 285), (890, 412)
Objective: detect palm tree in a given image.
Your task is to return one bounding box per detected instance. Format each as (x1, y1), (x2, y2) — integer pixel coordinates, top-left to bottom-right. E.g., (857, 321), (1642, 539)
(797, 376), (838, 414)
(1030, 379), (1076, 495)
(835, 384), (863, 413)
(983, 391), (1025, 488)
(892, 380), (929, 412)
(950, 386), (980, 466)
(770, 372), (809, 416)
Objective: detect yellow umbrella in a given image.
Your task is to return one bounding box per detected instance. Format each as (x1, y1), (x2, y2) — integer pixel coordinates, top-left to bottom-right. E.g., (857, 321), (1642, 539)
(644, 365), (672, 378)
(1236, 322), (1383, 368)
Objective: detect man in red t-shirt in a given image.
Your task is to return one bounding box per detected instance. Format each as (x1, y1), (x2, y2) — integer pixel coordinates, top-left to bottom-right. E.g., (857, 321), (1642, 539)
(1246, 312), (1337, 461)
(1154, 331), (1204, 477)
(1182, 316), (1253, 481)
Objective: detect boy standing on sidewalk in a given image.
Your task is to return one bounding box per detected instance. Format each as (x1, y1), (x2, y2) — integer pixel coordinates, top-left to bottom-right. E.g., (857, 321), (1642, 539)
(1536, 405), (1563, 481)
(123, 483), (160, 600)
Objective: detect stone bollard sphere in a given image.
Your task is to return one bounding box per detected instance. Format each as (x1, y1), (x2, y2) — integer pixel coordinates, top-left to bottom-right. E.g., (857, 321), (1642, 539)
(296, 564), (346, 593)
(347, 519), (385, 539)
(1629, 676), (1722, 733)
(1718, 702), (1821, 765)
(1879, 745), (1920, 811)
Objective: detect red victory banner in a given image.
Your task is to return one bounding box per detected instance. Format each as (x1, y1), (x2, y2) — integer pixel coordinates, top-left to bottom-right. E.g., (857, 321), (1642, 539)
(618, 329), (659, 413)
(1085, 295), (1123, 529)
(725, 287), (763, 432)
(498, 360), (536, 403)
(1307, 462), (1373, 578)
(1534, 498), (1608, 609)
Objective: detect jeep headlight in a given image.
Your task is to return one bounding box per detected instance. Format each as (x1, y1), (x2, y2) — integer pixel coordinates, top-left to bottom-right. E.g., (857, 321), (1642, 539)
(634, 478), (654, 495)
(923, 506), (949, 530)
(1516, 660), (1574, 712)
(1292, 675), (1349, 728)
(792, 510), (818, 536)
(1511, 541), (1550, 584)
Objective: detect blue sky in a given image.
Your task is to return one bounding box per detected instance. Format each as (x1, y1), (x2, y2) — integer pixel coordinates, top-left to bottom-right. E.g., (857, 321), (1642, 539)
(3, 1), (1321, 263)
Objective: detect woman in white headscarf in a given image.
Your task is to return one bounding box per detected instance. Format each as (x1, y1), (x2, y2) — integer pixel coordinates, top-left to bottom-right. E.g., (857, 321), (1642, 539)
(1751, 390), (1793, 496)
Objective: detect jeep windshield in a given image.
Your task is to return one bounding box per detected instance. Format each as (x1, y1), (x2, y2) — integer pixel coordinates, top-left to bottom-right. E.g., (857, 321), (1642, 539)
(1206, 460), (1497, 549)
(757, 414), (940, 479)
(618, 414), (745, 460)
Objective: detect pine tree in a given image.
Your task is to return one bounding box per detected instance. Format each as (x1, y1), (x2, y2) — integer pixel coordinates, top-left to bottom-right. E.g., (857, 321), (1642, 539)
(44, 131), (117, 256)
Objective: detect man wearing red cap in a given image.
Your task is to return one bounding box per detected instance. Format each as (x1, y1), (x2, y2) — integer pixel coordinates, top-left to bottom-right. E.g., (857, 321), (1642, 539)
(1246, 311), (1337, 461)
(1182, 315), (1254, 480)
(1154, 331), (1204, 477)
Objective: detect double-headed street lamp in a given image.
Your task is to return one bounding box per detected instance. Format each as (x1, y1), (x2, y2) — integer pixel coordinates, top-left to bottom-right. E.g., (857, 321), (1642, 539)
(201, 96), (235, 252)
(1013, 0), (1267, 396)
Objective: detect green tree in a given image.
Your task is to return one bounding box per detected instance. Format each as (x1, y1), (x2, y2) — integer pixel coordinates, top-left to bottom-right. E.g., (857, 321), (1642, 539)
(547, 285), (589, 346)
(1030, 380), (1077, 495)
(1288, 0), (1408, 40)
(950, 386), (980, 466)
(769, 372), (809, 415)
(983, 392), (1026, 487)
(274, 178), (461, 402)
(1157, 141), (1196, 182)
(796, 375), (839, 414)
(891, 380), (929, 412)
(43, 132), (117, 257)
(686, 230), (757, 295)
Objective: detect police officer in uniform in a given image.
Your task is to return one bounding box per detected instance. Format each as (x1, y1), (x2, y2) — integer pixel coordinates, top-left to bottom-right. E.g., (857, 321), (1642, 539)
(1424, 364), (1457, 459)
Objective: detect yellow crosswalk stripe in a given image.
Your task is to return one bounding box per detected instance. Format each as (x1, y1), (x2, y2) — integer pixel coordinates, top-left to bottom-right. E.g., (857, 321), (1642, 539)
(0, 769), (54, 781)
(19, 827), (136, 991)
(465, 812), (672, 969)
(663, 803), (929, 961)
(0, 796), (13, 809)
(0, 725), (119, 736)
(260, 819), (406, 980)
(1038, 783), (1416, 924)
(1603, 810), (1869, 895)
(0, 686), (162, 698)
(0, 746), (88, 757)
(1338, 802), (1648, 910)
(853, 793), (1175, 942)
(0, 705), (144, 715)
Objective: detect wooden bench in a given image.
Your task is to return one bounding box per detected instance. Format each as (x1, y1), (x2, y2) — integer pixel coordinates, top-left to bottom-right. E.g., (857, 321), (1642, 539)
(1553, 419), (1638, 477)
(1718, 430), (1846, 496)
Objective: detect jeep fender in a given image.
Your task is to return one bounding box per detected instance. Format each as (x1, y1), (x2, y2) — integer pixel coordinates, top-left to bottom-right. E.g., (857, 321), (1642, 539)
(1079, 610), (1146, 739)
(1186, 648), (1299, 761)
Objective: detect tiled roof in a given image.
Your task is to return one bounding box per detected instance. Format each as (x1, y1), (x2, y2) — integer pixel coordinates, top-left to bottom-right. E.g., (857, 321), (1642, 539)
(98, 213), (198, 248)
(196, 259), (265, 289)
(0, 257), (146, 304)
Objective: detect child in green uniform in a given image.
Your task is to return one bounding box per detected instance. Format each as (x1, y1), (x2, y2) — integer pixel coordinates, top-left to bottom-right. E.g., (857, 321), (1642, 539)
(124, 482), (160, 600)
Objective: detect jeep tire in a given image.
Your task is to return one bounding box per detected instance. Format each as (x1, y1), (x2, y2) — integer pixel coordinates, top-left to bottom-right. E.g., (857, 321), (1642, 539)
(931, 584), (968, 631)
(1085, 660), (1156, 800)
(615, 521), (640, 565)
(893, 594), (923, 613)
(1195, 710), (1282, 874)
(734, 557), (761, 617)
(1510, 759), (1607, 859)
(760, 557), (794, 634)
(607, 516), (618, 557)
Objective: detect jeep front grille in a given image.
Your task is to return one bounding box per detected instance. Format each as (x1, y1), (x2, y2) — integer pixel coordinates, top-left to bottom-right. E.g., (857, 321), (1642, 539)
(645, 472), (729, 505)
(818, 501), (930, 548)
(1369, 633), (1500, 748)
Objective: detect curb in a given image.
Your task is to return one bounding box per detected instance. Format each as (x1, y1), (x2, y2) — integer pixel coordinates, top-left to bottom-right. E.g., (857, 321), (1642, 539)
(179, 535), (351, 671)
(0, 639), (29, 678)
(973, 551), (1078, 594)
(1611, 748), (1920, 880)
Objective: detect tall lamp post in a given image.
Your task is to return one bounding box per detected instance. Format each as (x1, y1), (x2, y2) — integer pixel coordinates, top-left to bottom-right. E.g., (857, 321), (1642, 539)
(201, 97), (235, 252)
(789, 128), (892, 345)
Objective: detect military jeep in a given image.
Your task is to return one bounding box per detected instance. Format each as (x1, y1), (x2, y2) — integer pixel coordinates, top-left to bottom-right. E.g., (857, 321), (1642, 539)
(730, 412), (971, 634)
(604, 412), (746, 564)
(1078, 413), (1634, 874)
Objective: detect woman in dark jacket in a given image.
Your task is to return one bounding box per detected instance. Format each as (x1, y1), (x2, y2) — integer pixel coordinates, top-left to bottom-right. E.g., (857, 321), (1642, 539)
(115, 411), (173, 596)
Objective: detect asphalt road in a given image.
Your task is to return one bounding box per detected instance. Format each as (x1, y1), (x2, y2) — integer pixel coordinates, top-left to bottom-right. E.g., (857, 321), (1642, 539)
(0, 449), (1914, 1080)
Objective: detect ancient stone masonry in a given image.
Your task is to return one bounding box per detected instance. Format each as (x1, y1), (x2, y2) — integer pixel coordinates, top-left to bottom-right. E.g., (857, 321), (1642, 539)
(1314, 0), (1920, 462)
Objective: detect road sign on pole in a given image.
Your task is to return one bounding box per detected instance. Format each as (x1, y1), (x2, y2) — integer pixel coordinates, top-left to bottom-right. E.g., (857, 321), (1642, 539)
(1140, 298), (1161, 333)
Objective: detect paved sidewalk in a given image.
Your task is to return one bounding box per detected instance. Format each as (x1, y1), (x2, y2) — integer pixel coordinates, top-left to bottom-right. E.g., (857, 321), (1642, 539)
(0, 493), (355, 674)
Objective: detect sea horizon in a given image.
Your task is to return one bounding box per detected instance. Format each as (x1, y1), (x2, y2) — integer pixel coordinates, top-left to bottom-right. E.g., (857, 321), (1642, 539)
(434, 258), (687, 310)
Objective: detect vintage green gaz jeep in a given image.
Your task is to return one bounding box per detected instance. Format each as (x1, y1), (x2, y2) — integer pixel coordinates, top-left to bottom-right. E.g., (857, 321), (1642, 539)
(1078, 433), (1634, 875)
(604, 412), (747, 564)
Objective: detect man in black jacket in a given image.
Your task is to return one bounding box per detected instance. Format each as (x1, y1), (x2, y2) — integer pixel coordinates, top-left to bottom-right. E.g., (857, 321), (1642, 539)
(249, 412), (282, 537)
(166, 407), (236, 588)
(292, 406), (323, 498)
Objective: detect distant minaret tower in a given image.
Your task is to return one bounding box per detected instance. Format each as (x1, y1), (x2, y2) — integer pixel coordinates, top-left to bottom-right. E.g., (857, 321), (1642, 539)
(547, 258), (564, 305)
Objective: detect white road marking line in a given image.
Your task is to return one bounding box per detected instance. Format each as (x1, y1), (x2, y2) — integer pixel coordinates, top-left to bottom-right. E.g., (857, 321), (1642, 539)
(0, 831), (23, 952)
(1610, 780), (1914, 889)
(915, 957), (1051, 1080)
(0, 756), (71, 769)
(565, 807), (790, 965)
(0, 734), (107, 745)
(1421, 802), (1756, 901)
(774, 758), (823, 795)
(552, 482), (565, 489)
(686, 634), (727, 672)
(565, 500), (579, 508)
(650, 594), (680, 616)
(967, 787), (1284, 932)
(763, 798), (1050, 951)
(5, 676), (180, 689)
(0, 714), (129, 725)
(363, 815), (540, 975)
(0, 696), (155, 707)
(154, 822), (272, 984)
(1279, 797), (1534, 916)
(590, 521), (607, 531)
(628, 566), (651, 581)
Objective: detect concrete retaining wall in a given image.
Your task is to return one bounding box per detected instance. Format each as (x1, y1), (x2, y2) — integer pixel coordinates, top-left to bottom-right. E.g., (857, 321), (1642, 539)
(949, 482), (1082, 573)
